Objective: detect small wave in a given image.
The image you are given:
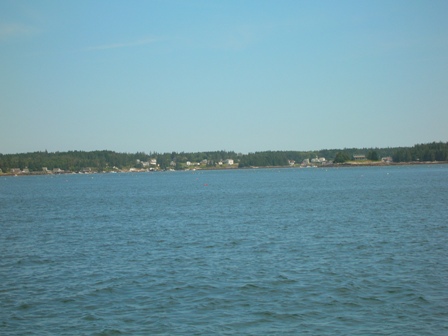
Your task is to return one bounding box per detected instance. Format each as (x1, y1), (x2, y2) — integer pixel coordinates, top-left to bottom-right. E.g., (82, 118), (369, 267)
(18, 302), (32, 310)
(239, 283), (263, 290)
(82, 313), (98, 321)
(360, 296), (384, 303)
(93, 329), (123, 335)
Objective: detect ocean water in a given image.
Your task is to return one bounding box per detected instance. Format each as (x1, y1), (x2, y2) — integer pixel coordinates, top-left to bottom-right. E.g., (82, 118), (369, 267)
(1, 165), (447, 335)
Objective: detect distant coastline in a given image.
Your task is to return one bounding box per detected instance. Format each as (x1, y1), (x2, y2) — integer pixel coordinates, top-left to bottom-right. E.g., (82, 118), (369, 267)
(2, 161), (448, 177)
(1, 141), (447, 175)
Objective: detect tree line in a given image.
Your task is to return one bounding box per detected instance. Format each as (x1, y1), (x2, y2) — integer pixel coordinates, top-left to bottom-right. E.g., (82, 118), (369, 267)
(0, 150), (238, 172)
(0, 142), (447, 173)
(392, 142), (448, 162)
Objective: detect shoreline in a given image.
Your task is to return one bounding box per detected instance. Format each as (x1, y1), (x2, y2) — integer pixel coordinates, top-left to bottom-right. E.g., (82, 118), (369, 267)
(2, 161), (447, 177)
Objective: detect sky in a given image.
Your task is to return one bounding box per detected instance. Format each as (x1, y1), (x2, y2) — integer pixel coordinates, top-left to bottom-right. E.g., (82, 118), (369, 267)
(1, 0), (447, 154)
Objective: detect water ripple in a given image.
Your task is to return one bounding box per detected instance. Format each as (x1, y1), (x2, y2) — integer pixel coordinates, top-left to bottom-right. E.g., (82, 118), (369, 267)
(1, 166), (447, 335)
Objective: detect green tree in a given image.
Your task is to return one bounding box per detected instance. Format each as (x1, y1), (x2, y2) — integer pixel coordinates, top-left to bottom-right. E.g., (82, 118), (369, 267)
(367, 150), (379, 161)
(334, 152), (351, 163)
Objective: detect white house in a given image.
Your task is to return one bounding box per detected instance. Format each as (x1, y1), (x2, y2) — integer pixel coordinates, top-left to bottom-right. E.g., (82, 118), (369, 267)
(311, 157), (326, 163)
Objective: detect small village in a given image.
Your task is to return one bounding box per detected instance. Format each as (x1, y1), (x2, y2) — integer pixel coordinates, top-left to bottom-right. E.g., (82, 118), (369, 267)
(1, 155), (398, 176)
(2, 142), (446, 176)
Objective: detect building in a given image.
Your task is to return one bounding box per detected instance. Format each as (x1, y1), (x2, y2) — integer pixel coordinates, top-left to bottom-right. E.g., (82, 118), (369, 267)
(225, 159), (234, 165)
(310, 157), (326, 163)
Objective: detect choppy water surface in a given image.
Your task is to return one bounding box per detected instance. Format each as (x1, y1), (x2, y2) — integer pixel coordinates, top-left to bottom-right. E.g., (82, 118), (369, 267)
(1, 165), (447, 335)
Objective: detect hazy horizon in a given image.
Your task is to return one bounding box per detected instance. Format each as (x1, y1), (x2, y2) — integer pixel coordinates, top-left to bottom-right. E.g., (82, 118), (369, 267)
(2, 1), (447, 155)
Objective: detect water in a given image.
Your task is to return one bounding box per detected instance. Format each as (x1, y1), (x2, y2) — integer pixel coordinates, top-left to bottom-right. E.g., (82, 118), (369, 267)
(1, 165), (447, 335)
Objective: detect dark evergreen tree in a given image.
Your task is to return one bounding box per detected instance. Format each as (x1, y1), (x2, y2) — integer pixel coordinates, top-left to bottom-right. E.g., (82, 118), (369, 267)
(367, 150), (379, 161)
(334, 152), (351, 163)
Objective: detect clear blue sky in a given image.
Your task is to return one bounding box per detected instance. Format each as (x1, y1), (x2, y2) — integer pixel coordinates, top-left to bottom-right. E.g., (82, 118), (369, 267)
(1, 0), (447, 154)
